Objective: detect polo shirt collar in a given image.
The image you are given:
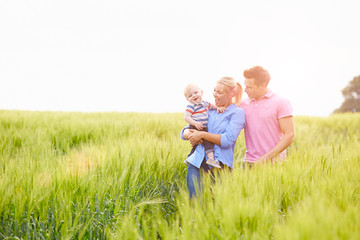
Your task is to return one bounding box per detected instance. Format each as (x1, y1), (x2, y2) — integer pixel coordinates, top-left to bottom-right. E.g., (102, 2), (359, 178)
(249, 89), (273, 101)
(264, 89), (273, 98)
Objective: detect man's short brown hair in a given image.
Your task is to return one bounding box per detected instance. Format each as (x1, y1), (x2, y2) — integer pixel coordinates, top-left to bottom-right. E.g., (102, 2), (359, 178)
(243, 66), (270, 86)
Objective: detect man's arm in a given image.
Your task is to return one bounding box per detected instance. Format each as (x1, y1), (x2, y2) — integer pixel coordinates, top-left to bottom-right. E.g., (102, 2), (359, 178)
(258, 116), (295, 162)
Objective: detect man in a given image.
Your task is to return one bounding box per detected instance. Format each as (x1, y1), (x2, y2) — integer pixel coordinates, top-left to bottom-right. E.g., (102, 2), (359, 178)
(239, 66), (295, 165)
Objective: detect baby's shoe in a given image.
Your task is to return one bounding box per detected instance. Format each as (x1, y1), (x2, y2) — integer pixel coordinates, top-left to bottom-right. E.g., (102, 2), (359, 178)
(206, 158), (221, 168)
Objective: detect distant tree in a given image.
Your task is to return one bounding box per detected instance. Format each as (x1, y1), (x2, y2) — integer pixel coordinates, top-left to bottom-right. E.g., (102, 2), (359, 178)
(334, 75), (360, 113)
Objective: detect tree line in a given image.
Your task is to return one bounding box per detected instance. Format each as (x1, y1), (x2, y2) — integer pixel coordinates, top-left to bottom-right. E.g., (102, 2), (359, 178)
(333, 75), (360, 113)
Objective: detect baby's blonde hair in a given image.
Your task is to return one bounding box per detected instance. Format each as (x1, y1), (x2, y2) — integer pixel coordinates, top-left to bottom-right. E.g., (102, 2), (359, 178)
(217, 77), (243, 106)
(184, 83), (201, 98)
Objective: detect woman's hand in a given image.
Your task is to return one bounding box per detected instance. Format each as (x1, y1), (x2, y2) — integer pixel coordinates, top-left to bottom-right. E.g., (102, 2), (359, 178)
(183, 129), (202, 146)
(188, 130), (204, 146)
(183, 129), (194, 140)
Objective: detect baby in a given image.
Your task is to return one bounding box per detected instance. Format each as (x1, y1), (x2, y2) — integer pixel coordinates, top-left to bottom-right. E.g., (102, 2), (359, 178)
(183, 83), (224, 168)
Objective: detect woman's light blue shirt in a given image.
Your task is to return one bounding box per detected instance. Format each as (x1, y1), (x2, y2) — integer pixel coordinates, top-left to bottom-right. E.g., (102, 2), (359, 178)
(181, 104), (246, 168)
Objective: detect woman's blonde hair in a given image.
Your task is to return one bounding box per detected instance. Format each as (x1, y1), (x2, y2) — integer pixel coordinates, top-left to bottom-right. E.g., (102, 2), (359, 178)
(217, 77), (243, 106)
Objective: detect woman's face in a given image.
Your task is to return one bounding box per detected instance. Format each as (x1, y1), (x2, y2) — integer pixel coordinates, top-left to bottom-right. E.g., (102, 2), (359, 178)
(213, 83), (230, 107)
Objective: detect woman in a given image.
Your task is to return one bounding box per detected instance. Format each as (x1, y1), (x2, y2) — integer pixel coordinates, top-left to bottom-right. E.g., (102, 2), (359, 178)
(181, 77), (246, 198)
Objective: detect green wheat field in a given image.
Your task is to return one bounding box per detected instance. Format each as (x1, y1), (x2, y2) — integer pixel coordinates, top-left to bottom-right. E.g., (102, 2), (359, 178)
(0, 110), (359, 239)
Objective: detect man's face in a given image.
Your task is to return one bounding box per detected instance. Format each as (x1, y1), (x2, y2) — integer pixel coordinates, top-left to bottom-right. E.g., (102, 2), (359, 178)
(244, 78), (265, 100)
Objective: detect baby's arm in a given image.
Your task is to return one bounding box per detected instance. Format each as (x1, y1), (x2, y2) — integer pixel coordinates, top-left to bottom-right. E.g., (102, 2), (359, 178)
(217, 107), (226, 113)
(208, 103), (217, 110)
(184, 115), (204, 130)
(209, 103), (226, 113)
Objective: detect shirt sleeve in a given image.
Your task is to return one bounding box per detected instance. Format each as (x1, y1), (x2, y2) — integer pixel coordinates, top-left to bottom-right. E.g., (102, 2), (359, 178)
(204, 101), (211, 109)
(277, 97), (293, 119)
(180, 127), (187, 140)
(220, 108), (246, 148)
(184, 104), (194, 117)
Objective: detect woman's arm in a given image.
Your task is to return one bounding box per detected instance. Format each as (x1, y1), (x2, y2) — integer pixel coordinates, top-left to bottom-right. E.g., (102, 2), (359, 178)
(182, 128), (221, 146)
(221, 108), (245, 148)
(186, 108), (245, 147)
(182, 129), (193, 140)
(188, 130), (221, 146)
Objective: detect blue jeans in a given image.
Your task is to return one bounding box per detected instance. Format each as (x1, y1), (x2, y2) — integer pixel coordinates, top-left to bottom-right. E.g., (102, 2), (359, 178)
(186, 159), (211, 199)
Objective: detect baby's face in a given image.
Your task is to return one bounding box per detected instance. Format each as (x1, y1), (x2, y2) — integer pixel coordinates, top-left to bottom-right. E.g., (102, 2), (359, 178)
(186, 87), (203, 104)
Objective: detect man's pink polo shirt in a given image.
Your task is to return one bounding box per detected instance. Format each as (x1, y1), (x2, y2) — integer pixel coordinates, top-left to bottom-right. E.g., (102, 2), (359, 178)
(239, 90), (293, 163)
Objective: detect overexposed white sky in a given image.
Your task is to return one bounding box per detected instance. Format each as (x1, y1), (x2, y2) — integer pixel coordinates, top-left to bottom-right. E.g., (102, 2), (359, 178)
(1, 0), (359, 116)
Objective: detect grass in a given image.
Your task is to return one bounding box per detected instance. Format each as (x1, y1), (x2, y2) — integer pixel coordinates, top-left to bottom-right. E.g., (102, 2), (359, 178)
(0, 110), (359, 239)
